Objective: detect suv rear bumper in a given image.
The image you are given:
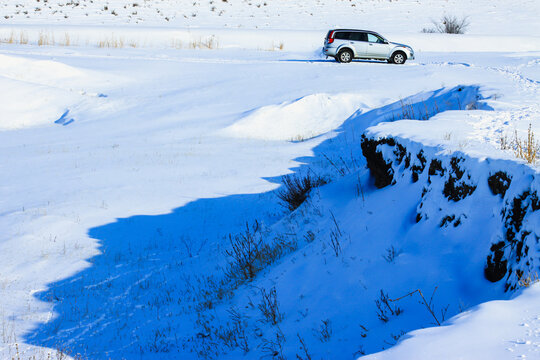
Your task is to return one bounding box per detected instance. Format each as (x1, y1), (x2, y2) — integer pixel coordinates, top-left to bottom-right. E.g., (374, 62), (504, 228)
(323, 46), (338, 57)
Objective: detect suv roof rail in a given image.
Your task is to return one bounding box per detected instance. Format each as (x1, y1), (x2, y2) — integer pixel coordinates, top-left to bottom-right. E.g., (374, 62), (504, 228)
(331, 28), (381, 35)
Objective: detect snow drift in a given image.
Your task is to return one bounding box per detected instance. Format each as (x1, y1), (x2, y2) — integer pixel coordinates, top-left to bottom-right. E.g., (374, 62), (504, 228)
(223, 93), (367, 141)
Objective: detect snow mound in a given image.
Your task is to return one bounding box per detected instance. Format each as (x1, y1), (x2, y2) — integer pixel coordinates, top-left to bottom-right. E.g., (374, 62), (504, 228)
(0, 55), (112, 130)
(223, 93), (367, 141)
(0, 54), (110, 89)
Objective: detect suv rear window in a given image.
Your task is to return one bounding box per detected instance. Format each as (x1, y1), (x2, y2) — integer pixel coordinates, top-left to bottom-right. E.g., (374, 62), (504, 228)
(334, 32), (351, 40)
(334, 32), (367, 41)
(350, 32), (367, 42)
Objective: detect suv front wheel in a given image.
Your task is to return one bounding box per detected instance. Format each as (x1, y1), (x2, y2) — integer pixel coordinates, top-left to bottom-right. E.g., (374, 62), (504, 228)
(389, 51), (406, 64)
(337, 49), (353, 63)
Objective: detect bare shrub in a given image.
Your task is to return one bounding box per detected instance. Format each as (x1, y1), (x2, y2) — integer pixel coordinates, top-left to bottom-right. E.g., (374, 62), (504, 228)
(260, 329), (286, 360)
(213, 308), (250, 353)
(390, 287), (447, 326)
(277, 173), (326, 211)
(375, 290), (402, 323)
(423, 15), (469, 34)
(258, 234), (297, 266)
(296, 333), (312, 360)
(382, 245), (402, 263)
(314, 319), (332, 342)
(258, 287), (283, 325)
(225, 221), (263, 282)
(328, 212), (343, 257)
(224, 223), (297, 285)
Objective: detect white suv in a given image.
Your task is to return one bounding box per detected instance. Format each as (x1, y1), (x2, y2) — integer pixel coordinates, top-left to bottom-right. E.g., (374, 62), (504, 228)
(323, 29), (414, 64)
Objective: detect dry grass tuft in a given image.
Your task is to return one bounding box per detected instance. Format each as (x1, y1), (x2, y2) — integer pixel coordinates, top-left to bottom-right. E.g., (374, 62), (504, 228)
(38, 32), (55, 46)
(189, 35), (219, 49)
(513, 124), (539, 164)
(60, 33), (71, 46)
(277, 173), (326, 211)
(1, 30), (28, 45)
(98, 36), (125, 48)
(519, 272), (539, 287)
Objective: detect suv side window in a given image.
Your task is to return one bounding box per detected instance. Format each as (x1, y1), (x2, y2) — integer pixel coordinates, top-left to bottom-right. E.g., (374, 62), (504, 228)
(367, 33), (385, 43)
(334, 32), (351, 40)
(350, 32), (367, 42)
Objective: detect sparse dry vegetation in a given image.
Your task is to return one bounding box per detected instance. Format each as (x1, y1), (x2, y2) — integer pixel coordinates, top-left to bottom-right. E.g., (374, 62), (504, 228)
(258, 287), (283, 325)
(38, 31), (54, 46)
(519, 272), (539, 287)
(225, 221), (263, 281)
(189, 35), (219, 49)
(422, 15), (470, 34)
(224, 221), (298, 285)
(276, 173), (326, 211)
(513, 124), (539, 164)
(499, 124), (539, 164)
(98, 35), (125, 48)
(390, 287), (448, 326)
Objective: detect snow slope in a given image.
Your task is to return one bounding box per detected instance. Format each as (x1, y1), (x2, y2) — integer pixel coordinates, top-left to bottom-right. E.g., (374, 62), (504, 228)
(0, 1), (540, 359)
(365, 283), (540, 360)
(1, 0), (540, 36)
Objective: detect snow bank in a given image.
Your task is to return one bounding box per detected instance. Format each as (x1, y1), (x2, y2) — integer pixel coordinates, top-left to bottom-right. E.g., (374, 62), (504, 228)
(364, 277), (540, 360)
(222, 93), (367, 141)
(0, 54), (117, 130)
(1, 25), (540, 53)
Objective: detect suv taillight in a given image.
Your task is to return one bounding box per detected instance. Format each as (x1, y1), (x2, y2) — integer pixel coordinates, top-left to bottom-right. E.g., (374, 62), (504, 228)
(327, 31), (335, 44)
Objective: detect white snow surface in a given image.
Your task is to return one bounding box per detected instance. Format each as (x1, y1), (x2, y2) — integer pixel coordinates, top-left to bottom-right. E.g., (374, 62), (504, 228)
(0, 1), (539, 359)
(365, 283), (540, 360)
(223, 93), (368, 141)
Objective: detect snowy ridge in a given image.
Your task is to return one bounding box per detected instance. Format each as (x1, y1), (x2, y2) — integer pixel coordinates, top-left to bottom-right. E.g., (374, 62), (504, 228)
(361, 132), (540, 291)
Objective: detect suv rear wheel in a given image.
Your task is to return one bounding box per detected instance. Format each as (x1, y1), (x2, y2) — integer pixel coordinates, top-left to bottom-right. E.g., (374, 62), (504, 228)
(337, 49), (353, 63)
(390, 51), (406, 64)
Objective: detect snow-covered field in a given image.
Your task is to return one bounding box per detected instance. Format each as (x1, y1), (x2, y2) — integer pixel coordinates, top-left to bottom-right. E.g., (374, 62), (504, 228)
(1, 1), (540, 359)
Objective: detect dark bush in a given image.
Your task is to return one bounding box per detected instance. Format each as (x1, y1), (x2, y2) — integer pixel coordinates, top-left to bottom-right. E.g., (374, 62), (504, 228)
(225, 221), (263, 282)
(411, 151), (427, 183)
(439, 214), (455, 227)
(361, 135), (395, 188)
(488, 171), (512, 197)
(428, 159), (444, 176)
(224, 222), (298, 285)
(276, 173), (326, 211)
(485, 241), (507, 282)
(443, 157), (476, 201)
